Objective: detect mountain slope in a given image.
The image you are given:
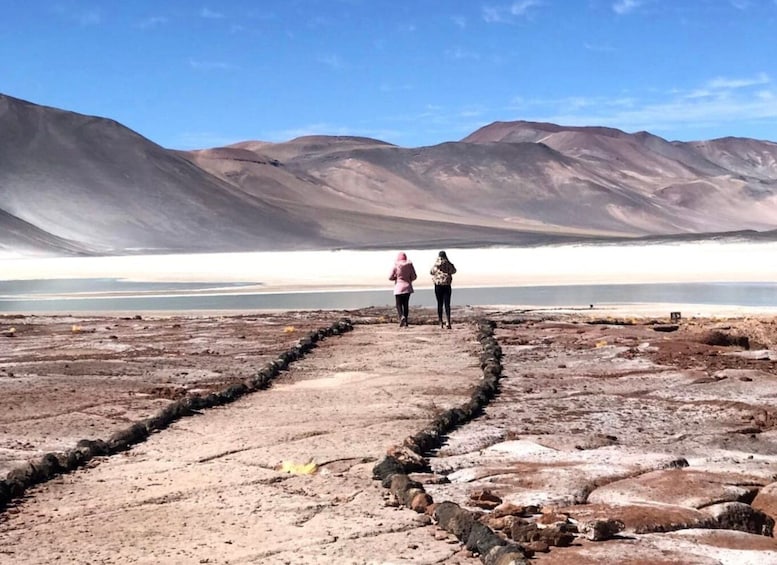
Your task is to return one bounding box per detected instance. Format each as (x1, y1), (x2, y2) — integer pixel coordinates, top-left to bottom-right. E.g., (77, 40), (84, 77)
(0, 94), (331, 254)
(460, 121), (777, 233)
(0, 208), (91, 256)
(3, 95), (777, 256)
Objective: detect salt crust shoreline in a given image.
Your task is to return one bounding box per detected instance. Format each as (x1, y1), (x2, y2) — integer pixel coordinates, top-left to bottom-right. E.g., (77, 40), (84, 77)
(2, 241), (777, 286)
(1, 241), (776, 317)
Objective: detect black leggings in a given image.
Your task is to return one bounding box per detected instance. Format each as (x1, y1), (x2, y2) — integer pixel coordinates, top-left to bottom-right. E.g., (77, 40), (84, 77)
(395, 293), (410, 321)
(435, 284), (452, 321)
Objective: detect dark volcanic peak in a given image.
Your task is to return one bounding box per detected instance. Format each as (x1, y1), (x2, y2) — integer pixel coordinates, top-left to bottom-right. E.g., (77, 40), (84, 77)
(2, 93), (777, 256)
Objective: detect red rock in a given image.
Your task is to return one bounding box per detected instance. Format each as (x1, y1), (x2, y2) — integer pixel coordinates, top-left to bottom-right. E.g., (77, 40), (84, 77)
(470, 488), (503, 510)
(665, 528), (777, 551)
(579, 518), (624, 541)
(536, 511), (570, 526)
(587, 468), (763, 509)
(559, 502), (711, 534)
(493, 502), (530, 517)
(410, 492), (433, 513)
(752, 482), (777, 523)
(700, 501), (774, 536)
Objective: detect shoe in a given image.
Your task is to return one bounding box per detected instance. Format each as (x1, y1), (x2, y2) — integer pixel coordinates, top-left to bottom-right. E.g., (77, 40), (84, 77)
(446, 323), (452, 329)
(439, 320), (445, 329)
(400, 317), (407, 327)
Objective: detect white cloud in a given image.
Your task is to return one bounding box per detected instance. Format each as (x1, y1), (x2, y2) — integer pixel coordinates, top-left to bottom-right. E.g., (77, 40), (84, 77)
(200, 7), (225, 19)
(188, 59), (237, 71)
(730, 0), (751, 9)
(707, 72), (770, 90)
(684, 89), (714, 100)
(506, 73), (777, 139)
(78, 10), (101, 26)
(482, 7), (505, 23)
(612, 0), (643, 15)
(379, 83), (414, 93)
(683, 74), (771, 100)
(445, 47), (480, 60)
(483, 1), (542, 23)
(452, 15), (467, 28)
(138, 16), (168, 29)
(510, 0), (541, 16)
(317, 54), (346, 70)
(459, 106), (487, 118)
(584, 42), (616, 52)
(52, 6), (102, 26)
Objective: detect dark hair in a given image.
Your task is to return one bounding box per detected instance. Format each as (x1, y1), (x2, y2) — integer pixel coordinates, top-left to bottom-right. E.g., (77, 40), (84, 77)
(438, 250), (448, 259)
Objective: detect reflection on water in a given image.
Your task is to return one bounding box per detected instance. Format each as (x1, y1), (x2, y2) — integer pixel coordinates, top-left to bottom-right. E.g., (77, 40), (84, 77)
(0, 278), (253, 295)
(0, 279), (775, 312)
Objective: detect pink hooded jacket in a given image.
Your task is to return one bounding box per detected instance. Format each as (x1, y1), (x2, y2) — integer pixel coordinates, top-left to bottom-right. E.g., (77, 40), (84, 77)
(389, 252), (417, 295)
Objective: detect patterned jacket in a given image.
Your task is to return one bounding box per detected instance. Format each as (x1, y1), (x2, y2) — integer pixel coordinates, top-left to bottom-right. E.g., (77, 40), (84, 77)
(430, 258), (456, 285)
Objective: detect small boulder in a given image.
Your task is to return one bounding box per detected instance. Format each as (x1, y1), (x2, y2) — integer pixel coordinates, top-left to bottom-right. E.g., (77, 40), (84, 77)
(470, 488), (503, 510)
(579, 518), (625, 541)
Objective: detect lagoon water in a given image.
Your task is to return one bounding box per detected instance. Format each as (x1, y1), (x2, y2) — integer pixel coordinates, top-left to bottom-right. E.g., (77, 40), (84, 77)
(0, 279), (776, 312)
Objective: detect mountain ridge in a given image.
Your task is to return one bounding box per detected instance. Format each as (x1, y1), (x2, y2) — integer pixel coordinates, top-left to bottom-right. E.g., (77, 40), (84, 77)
(2, 93), (777, 256)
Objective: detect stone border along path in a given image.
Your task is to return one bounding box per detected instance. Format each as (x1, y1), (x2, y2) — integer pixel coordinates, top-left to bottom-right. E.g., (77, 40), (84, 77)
(372, 319), (531, 565)
(0, 318), (355, 513)
(0, 316), (503, 564)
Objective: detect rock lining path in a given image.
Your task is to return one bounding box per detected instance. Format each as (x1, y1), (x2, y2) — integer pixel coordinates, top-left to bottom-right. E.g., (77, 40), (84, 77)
(5, 313), (777, 564)
(0, 322), (483, 564)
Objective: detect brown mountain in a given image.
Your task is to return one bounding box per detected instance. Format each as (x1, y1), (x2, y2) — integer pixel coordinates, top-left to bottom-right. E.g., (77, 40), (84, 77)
(0, 94), (332, 255)
(2, 94), (777, 256)
(460, 121), (777, 233)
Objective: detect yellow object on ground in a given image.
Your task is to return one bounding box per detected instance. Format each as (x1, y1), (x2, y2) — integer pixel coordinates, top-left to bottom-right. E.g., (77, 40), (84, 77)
(280, 460), (317, 475)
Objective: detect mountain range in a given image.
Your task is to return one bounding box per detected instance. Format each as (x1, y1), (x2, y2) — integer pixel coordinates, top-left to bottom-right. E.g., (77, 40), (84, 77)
(2, 92), (777, 256)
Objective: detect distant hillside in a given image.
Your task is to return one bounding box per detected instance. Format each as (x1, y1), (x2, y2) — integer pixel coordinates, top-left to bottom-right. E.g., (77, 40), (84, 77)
(460, 121), (777, 233)
(2, 94), (777, 256)
(0, 94), (330, 255)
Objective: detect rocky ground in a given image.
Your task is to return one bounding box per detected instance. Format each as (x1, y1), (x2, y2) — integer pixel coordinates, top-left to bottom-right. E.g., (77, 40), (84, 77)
(2, 308), (777, 563)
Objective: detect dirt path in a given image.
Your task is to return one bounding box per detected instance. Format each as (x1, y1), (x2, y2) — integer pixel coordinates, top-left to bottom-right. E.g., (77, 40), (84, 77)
(0, 322), (483, 564)
(6, 312), (777, 564)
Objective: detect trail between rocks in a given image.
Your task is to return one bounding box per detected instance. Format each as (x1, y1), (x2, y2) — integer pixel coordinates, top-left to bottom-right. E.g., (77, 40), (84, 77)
(0, 323), (483, 565)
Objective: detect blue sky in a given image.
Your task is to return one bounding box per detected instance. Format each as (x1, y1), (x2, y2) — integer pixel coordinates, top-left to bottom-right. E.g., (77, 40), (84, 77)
(2, 1), (777, 149)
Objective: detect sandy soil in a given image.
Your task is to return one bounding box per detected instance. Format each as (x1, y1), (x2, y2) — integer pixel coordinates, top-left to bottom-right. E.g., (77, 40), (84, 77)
(2, 308), (777, 563)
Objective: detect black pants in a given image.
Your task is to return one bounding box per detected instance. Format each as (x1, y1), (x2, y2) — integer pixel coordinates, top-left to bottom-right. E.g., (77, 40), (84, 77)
(395, 293), (410, 322)
(435, 284), (452, 322)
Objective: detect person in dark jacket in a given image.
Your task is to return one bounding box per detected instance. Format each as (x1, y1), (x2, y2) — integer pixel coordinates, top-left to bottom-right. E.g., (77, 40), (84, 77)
(430, 250), (457, 329)
(389, 252), (417, 327)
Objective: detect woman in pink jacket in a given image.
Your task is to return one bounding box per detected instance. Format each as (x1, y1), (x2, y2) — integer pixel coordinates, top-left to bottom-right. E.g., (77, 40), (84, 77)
(389, 251), (417, 327)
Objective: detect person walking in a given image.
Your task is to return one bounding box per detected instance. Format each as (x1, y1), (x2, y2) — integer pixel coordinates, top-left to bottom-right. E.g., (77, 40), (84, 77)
(389, 252), (417, 327)
(430, 250), (457, 329)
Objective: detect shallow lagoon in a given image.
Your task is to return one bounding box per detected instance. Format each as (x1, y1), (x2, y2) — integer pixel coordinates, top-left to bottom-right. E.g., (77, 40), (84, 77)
(0, 279), (776, 312)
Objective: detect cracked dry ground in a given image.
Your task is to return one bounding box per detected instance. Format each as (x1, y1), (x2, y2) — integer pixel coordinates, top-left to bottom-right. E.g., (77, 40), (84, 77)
(0, 314), (483, 564)
(425, 314), (777, 564)
(3, 313), (777, 563)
